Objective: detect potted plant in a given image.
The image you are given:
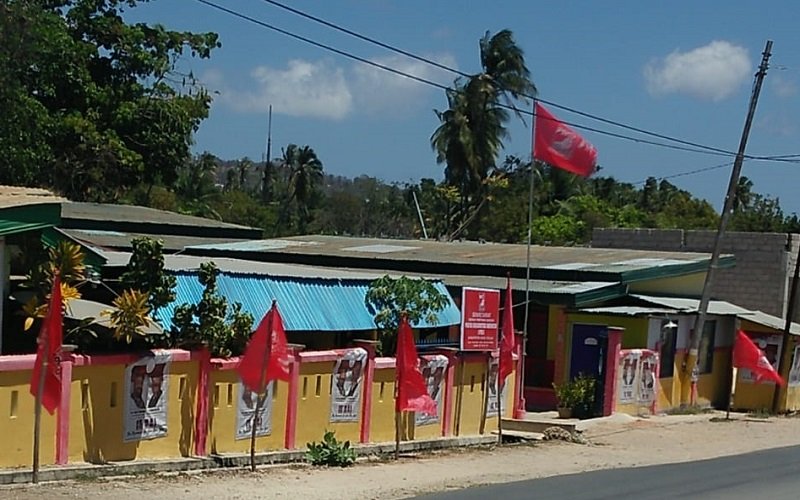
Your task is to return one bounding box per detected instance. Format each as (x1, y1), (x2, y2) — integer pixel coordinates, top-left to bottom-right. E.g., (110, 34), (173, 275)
(553, 380), (578, 419)
(572, 374), (597, 420)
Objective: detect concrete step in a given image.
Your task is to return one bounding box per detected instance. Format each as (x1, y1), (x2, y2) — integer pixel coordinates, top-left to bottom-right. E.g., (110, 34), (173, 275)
(492, 429), (544, 441)
(501, 418), (578, 434)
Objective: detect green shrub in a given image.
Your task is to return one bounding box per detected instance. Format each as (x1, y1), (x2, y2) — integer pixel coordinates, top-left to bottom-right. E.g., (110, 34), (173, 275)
(305, 430), (356, 467)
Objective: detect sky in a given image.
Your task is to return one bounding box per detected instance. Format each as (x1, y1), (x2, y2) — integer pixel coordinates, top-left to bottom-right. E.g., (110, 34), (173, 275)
(127, 1), (800, 213)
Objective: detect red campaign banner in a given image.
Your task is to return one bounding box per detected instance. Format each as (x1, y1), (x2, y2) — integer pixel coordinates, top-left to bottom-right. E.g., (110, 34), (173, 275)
(460, 287), (500, 351)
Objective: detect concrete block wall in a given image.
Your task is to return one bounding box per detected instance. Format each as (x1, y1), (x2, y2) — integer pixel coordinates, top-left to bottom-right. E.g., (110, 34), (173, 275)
(592, 228), (798, 320)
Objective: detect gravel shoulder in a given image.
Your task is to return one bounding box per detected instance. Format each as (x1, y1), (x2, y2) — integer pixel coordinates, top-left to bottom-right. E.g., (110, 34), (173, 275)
(6, 411), (800, 499)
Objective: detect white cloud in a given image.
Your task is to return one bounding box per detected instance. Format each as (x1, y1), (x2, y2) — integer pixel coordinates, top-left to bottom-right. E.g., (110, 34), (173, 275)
(215, 59), (353, 120)
(644, 41), (751, 101)
(351, 53), (458, 116)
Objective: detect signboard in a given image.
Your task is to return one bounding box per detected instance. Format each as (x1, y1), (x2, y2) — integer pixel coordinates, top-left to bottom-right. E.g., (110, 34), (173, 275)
(123, 352), (171, 442)
(235, 381), (273, 440)
(486, 357), (510, 417)
(639, 351), (657, 404)
(330, 348), (368, 422)
(740, 334), (782, 384)
(415, 355), (449, 426)
(460, 287), (500, 351)
(618, 349), (659, 407)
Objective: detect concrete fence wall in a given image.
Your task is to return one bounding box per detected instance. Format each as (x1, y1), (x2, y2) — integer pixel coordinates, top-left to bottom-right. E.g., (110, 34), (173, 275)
(0, 346), (517, 469)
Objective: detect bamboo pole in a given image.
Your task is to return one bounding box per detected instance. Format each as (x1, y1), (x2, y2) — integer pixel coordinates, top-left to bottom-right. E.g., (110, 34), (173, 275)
(454, 356), (465, 436)
(31, 338), (48, 484)
(479, 355), (489, 435)
(497, 358), (503, 444)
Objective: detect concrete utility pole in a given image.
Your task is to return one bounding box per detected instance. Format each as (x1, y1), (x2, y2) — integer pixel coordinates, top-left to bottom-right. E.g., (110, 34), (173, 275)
(685, 40), (773, 405)
(771, 238), (800, 412)
(261, 105), (273, 203)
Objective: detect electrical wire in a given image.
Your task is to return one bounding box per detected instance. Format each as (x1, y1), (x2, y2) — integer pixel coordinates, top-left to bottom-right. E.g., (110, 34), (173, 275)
(195, 0), (800, 168)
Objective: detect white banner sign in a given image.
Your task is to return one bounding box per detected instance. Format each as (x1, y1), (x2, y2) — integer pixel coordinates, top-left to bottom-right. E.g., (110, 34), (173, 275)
(416, 355), (449, 426)
(639, 351), (657, 404)
(235, 381), (273, 440)
(123, 352), (171, 442)
(486, 357), (510, 417)
(619, 351), (641, 404)
(788, 346), (800, 387)
(330, 348), (367, 422)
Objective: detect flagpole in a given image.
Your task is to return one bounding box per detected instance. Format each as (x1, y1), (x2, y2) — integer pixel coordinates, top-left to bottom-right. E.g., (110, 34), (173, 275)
(479, 353), (489, 435)
(394, 312), (406, 460)
(250, 300), (276, 472)
(496, 355), (503, 444)
(31, 333), (47, 484)
(518, 99), (537, 418)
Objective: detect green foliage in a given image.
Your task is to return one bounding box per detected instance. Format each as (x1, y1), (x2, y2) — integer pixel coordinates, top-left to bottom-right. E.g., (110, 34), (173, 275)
(365, 275), (449, 355)
(553, 374), (596, 415)
(120, 237), (176, 314)
(0, 0), (219, 201)
(104, 289), (152, 344)
(305, 430), (357, 467)
(531, 214), (585, 246)
(170, 262), (254, 357)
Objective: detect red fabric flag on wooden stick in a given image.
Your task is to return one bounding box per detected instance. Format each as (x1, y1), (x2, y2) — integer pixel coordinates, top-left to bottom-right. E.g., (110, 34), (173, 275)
(499, 276), (516, 382)
(733, 330), (784, 385)
(30, 273), (64, 415)
(396, 316), (437, 415)
(238, 302), (292, 392)
(534, 102), (598, 177)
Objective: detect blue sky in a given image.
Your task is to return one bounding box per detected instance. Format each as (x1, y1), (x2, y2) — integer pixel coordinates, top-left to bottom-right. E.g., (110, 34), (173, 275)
(129, 1), (800, 213)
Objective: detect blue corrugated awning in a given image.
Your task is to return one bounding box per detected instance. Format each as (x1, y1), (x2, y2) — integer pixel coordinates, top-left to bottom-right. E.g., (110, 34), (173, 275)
(153, 271), (461, 332)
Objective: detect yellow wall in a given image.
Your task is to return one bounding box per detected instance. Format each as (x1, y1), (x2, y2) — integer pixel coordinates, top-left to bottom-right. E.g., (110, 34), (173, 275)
(451, 358), (505, 436)
(0, 369), (58, 468)
(207, 369), (288, 454)
(69, 361), (198, 463)
(628, 272), (706, 297)
(566, 314), (649, 349)
(295, 361), (361, 446)
(369, 367), (398, 443)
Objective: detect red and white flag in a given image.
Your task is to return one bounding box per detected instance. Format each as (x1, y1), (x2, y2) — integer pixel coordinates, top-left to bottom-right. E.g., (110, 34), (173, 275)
(534, 102), (598, 177)
(238, 302), (292, 392)
(733, 330), (784, 385)
(499, 276), (516, 382)
(30, 274), (64, 415)
(396, 316), (437, 415)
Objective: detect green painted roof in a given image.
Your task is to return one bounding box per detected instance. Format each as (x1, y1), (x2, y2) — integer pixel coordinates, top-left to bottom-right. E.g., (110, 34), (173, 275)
(0, 187), (62, 236)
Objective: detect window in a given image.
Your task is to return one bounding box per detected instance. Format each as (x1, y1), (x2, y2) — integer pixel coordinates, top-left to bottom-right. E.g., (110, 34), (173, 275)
(697, 321), (716, 374)
(659, 320), (678, 378)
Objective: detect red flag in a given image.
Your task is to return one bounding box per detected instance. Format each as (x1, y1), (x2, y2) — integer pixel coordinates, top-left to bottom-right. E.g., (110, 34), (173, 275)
(499, 276), (516, 382)
(533, 102), (598, 177)
(238, 302), (292, 392)
(733, 330), (784, 385)
(396, 316), (437, 415)
(30, 274), (64, 415)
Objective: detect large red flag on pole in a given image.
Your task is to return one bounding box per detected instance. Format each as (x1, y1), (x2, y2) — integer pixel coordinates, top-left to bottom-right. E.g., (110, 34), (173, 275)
(499, 276), (516, 383)
(733, 330), (784, 385)
(238, 301), (292, 392)
(533, 102), (598, 177)
(30, 273), (64, 415)
(395, 316), (437, 415)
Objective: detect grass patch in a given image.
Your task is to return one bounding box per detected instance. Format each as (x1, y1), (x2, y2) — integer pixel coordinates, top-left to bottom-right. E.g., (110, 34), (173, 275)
(665, 405), (715, 416)
(746, 408), (774, 419)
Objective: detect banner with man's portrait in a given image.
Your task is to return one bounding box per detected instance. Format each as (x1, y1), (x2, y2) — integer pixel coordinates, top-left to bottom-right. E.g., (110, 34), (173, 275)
(486, 357), (510, 417)
(740, 334), (782, 384)
(123, 351), (171, 442)
(235, 381), (273, 440)
(618, 351), (641, 404)
(330, 348), (368, 422)
(415, 355), (449, 426)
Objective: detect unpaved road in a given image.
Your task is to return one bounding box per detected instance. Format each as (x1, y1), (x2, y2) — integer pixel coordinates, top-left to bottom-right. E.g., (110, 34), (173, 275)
(6, 412), (800, 499)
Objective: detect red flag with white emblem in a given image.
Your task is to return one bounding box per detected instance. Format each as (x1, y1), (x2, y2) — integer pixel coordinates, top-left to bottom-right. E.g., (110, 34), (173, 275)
(238, 302), (292, 392)
(733, 330), (784, 385)
(534, 102), (598, 177)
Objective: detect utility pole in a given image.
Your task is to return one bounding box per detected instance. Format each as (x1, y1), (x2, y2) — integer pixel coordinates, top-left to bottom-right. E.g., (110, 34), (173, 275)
(772, 237), (800, 412)
(685, 40), (773, 405)
(261, 105), (273, 203)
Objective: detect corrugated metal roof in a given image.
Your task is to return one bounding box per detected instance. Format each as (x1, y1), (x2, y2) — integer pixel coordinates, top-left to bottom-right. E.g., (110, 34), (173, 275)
(0, 185), (62, 209)
(584, 295), (800, 335)
(153, 271), (461, 332)
(61, 202), (257, 231)
(62, 228), (250, 253)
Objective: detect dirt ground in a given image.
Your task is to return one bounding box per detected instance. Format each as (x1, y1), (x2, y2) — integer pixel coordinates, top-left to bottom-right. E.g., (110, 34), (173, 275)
(6, 411), (800, 499)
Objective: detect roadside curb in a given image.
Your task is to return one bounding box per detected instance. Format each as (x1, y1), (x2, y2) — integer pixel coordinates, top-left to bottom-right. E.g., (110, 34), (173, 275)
(0, 435), (497, 485)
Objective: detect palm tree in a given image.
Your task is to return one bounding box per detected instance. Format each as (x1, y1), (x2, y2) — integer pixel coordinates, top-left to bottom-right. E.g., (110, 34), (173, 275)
(431, 29), (536, 238)
(277, 144), (323, 233)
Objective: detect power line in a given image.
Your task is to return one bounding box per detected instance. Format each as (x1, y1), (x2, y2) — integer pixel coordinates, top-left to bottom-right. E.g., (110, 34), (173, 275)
(630, 161), (736, 185)
(196, 0), (800, 168)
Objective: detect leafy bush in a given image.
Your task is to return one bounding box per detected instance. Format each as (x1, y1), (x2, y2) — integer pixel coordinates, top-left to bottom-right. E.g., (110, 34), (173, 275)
(553, 374), (596, 419)
(305, 430), (356, 467)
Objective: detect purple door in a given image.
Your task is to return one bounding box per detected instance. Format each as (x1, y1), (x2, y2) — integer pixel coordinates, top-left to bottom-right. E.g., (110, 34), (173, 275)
(569, 324), (608, 416)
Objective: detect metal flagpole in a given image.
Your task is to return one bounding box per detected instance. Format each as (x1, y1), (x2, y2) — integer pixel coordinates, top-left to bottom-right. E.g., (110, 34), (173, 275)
(518, 99), (537, 417)
(250, 299), (276, 472)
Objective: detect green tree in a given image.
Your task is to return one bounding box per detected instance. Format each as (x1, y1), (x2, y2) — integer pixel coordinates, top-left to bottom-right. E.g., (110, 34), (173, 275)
(365, 275), (449, 355)
(0, 0), (219, 201)
(278, 144), (323, 233)
(120, 237), (177, 315)
(431, 29), (535, 237)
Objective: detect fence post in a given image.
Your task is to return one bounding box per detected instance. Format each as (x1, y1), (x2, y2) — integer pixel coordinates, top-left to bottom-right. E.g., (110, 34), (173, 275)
(604, 327), (624, 416)
(55, 352), (75, 465)
(284, 344), (304, 450)
(193, 347), (211, 457)
(354, 340), (378, 444)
